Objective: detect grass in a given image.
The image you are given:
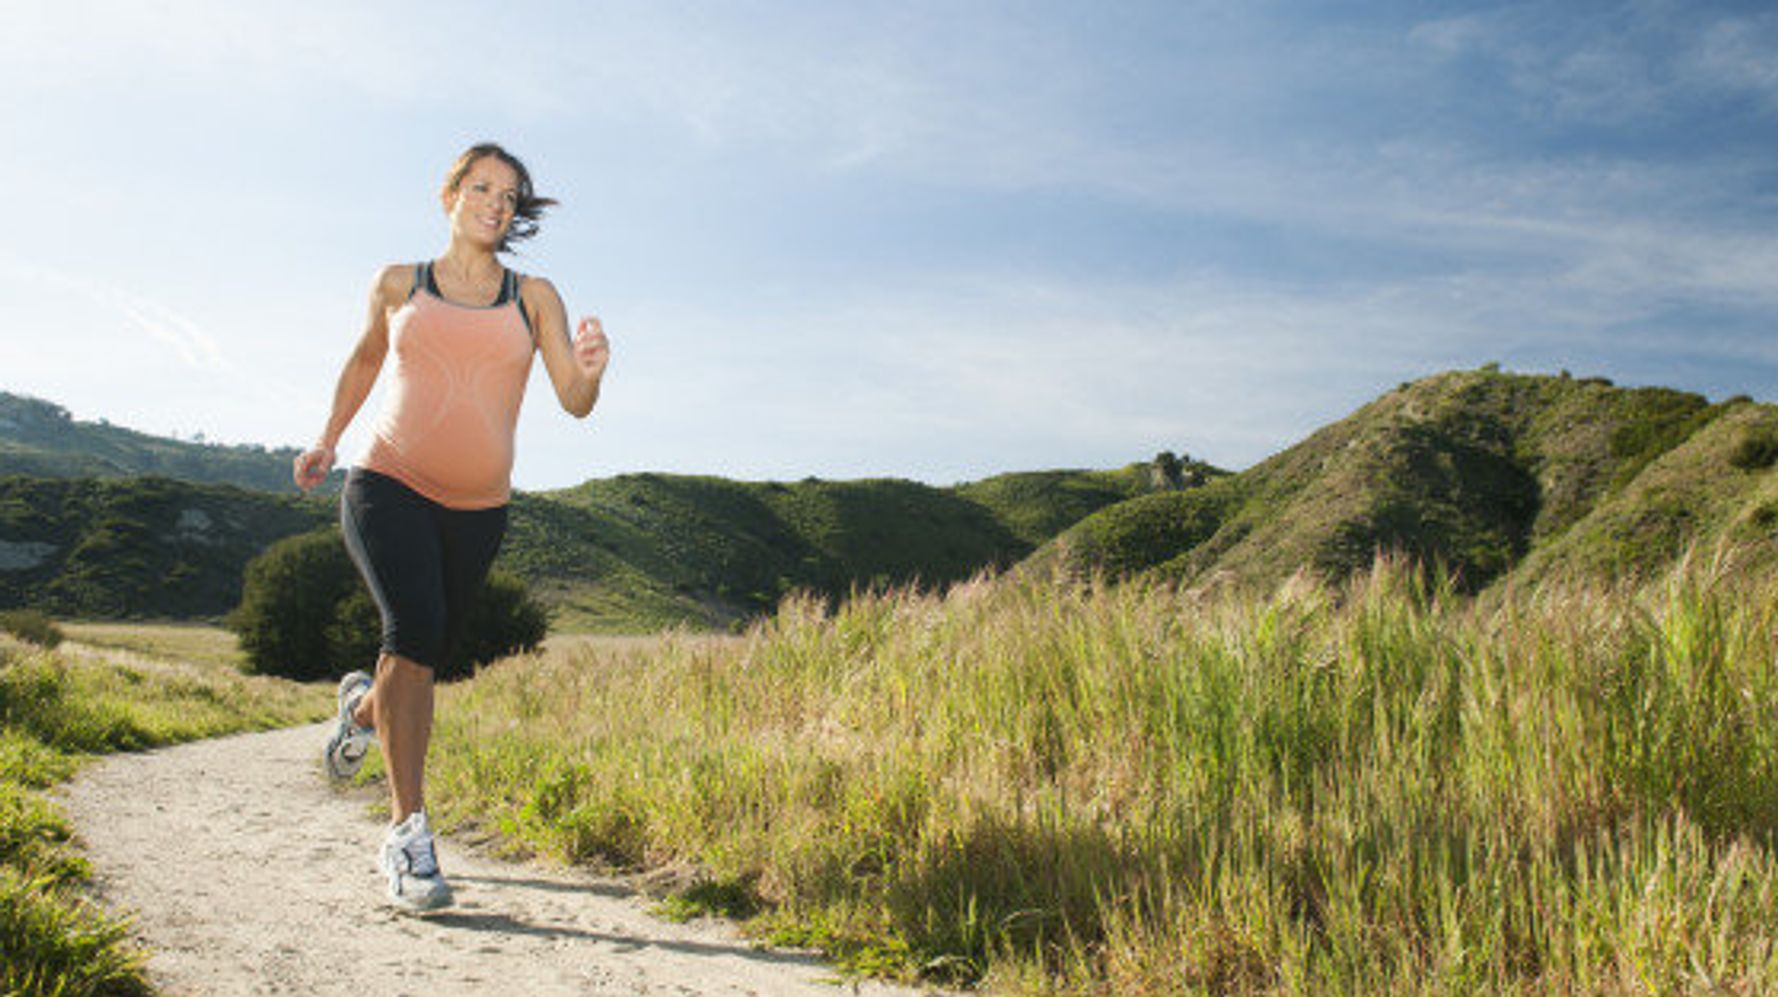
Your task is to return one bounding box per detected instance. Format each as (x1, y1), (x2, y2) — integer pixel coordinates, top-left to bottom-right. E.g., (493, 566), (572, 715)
(424, 550), (1778, 994)
(58, 621), (246, 669)
(0, 624), (329, 996)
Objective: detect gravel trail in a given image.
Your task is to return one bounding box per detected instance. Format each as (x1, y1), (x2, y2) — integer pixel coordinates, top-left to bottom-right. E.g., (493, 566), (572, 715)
(60, 722), (923, 996)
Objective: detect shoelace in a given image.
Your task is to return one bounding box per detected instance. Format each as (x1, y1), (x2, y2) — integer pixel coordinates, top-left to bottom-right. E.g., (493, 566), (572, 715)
(397, 830), (440, 877)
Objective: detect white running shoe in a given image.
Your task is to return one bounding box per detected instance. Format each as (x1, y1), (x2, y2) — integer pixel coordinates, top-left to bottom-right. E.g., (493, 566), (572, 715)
(380, 810), (453, 912)
(323, 670), (375, 782)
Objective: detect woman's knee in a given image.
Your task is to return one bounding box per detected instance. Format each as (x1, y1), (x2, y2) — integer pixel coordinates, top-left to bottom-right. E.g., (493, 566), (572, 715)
(383, 614), (447, 673)
(377, 650), (437, 682)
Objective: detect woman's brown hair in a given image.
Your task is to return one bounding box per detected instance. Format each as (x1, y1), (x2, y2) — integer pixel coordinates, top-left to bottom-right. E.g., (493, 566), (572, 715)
(442, 142), (558, 254)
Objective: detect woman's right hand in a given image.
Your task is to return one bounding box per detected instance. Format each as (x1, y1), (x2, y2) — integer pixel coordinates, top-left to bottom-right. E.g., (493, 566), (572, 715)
(293, 445), (335, 493)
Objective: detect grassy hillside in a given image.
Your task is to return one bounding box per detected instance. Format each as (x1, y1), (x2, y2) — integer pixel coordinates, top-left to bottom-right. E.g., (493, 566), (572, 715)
(0, 392), (307, 494)
(515, 467), (1176, 630)
(1040, 368), (1757, 593)
(1, 382), (1181, 629)
(1511, 398), (1778, 585)
(9, 368), (1772, 629)
(953, 459), (1214, 547)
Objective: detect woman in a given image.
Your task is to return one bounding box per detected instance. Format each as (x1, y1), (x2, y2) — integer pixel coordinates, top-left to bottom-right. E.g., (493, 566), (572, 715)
(293, 142), (610, 912)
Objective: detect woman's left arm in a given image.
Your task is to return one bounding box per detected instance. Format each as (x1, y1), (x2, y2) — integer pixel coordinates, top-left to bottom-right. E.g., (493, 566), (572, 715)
(526, 277), (610, 419)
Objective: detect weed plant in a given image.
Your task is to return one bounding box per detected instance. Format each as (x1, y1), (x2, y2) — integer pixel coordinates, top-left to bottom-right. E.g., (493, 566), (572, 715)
(430, 551), (1778, 994)
(0, 629), (328, 996)
(0, 611), (62, 650)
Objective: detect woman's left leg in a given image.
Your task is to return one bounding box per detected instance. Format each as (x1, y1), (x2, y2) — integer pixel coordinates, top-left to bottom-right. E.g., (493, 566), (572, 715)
(346, 497), (506, 824)
(357, 651), (434, 824)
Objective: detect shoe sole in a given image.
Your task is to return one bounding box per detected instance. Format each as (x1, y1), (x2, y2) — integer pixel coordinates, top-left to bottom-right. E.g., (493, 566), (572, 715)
(387, 876), (454, 912)
(324, 672), (374, 782)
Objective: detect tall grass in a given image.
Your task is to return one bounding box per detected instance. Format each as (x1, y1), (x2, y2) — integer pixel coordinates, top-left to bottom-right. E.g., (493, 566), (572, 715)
(0, 628), (329, 997)
(429, 553), (1778, 994)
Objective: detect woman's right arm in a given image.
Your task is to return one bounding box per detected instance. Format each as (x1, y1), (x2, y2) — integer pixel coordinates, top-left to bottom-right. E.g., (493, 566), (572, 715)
(292, 265), (407, 493)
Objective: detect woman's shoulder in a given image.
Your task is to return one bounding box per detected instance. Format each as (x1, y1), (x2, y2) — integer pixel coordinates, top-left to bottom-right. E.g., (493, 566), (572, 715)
(368, 262), (423, 306)
(516, 271), (562, 307)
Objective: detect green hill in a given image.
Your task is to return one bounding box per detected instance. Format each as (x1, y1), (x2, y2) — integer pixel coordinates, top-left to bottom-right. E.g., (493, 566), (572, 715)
(508, 467), (1180, 631)
(953, 460), (1217, 546)
(1509, 399), (1778, 584)
(0, 391), (305, 493)
(26, 368), (1770, 632)
(0, 387), (1185, 628)
(0, 459), (1173, 629)
(0, 475), (330, 617)
(1038, 367), (1764, 592)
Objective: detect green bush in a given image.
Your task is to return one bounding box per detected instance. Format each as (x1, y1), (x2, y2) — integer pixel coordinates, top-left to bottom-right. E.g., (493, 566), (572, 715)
(1729, 426), (1778, 471)
(0, 610), (63, 649)
(1058, 486), (1237, 578)
(452, 570), (548, 672)
(231, 528), (547, 682)
(229, 529), (359, 682)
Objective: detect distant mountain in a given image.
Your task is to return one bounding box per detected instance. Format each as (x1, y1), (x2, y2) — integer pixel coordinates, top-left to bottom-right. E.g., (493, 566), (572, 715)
(0, 388), (1201, 625)
(504, 464), (1212, 631)
(13, 370), (1775, 630)
(0, 391), (304, 493)
(1035, 367), (1775, 592)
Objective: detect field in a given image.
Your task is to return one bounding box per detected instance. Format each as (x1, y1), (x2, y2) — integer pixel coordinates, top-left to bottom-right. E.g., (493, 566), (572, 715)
(58, 620), (248, 670)
(12, 546), (1778, 994)
(420, 552), (1778, 994)
(0, 623), (329, 997)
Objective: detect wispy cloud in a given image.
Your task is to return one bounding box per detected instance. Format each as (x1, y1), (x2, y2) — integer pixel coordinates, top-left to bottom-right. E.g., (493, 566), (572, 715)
(1408, 3), (1778, 124)
(0, 259), (233, 373)
(4, 2), (1774, 485)
(1685, 14), (1778, 108)
(0, 0), (571, 114)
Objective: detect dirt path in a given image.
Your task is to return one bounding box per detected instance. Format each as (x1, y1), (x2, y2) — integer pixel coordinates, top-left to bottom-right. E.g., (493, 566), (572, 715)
(59, 722), (927, 996)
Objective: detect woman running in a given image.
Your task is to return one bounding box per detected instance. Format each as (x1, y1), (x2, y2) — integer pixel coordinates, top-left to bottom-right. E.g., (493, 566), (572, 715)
(293, 142), (610, 911)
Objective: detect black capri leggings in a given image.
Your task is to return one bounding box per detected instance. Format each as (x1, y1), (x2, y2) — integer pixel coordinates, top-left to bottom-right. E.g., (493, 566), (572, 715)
(339, 467), (508, 672)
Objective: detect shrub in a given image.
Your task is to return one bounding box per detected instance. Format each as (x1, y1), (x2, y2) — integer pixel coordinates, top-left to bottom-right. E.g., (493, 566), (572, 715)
(452, 570), (549, 673)
(229, 529), (359, 682)
(1729, 426), (1778, 472)
(0, 610), (63, 649)
(231, 528), (548, 682)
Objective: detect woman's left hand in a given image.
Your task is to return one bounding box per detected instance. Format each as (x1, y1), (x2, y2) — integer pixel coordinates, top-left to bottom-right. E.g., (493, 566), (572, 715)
(573, 317), (611, 380)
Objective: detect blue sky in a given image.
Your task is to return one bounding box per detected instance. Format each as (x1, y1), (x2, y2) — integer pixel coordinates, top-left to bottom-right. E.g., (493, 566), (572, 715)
(1, 1), (1774, 489)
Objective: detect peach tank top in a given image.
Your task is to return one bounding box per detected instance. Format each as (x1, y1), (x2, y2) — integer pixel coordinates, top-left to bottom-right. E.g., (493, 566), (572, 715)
(359, 262), (535, 510)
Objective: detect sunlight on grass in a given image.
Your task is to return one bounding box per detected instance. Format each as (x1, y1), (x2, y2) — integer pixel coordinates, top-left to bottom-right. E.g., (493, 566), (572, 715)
(59, 620), (247, 671)
(428, 551), (1778, 994)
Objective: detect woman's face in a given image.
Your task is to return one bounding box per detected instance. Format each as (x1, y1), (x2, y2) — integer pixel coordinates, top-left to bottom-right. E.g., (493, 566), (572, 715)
(443, 155), (520, 249)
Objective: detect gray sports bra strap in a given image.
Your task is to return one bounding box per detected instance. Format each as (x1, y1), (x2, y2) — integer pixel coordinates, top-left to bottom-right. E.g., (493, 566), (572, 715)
(407, 261), (429, 301)
(509, 270), (535, 342)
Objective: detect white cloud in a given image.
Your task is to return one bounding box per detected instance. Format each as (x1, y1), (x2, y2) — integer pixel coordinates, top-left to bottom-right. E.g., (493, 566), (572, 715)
(1686, 14), (1778, 108)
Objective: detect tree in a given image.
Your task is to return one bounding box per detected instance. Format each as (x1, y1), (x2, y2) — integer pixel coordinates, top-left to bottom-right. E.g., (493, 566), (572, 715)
(1152, 451), (1185, 491)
